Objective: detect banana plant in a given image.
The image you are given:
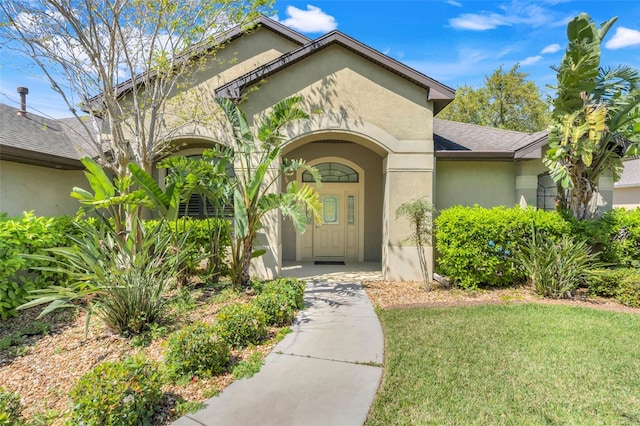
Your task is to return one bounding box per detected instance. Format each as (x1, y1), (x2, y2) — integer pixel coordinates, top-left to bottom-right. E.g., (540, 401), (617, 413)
(215, 96), (321, 288)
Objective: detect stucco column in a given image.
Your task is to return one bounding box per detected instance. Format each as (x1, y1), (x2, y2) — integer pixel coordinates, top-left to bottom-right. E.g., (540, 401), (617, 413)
(382, 152), (434, 282)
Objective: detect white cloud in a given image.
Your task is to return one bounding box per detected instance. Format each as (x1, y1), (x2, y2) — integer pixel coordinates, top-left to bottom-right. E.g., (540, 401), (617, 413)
(520, 55), (543, 66)
(450, 13), (510, 30)
(446, 0), (462, 7)
(275, 5), (337, 34)
(449, 1), (558, 31)
(541, 43), (561, 54)
(605, 27), (640, 50)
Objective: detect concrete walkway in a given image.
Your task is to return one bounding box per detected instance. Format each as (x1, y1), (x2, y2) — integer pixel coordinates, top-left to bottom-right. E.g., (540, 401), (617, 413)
(173, 262), (384, 426)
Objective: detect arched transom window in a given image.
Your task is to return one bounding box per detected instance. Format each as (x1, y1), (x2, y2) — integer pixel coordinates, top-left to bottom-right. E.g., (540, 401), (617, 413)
(302, 162), (359, 183)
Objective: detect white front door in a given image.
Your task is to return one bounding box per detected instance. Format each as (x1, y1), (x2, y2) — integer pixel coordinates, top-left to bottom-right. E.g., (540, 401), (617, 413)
(314, 194), (345, 257)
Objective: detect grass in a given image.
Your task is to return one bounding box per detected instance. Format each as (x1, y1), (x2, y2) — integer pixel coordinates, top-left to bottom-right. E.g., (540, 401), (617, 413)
(367, 303), (640, 425)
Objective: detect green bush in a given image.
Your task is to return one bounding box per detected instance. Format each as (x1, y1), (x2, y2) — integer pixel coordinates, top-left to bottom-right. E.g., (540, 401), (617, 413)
(516, 231), (597, 299)
(0, 388), (22, 425)
(214, 303), (267, 348)
(0, 213), (77, 319)
(145, 217), (231, 280)
(254, 291), (296, 326)
(165, 323), (230, 378)
(435, 206), (570, 289)
(616, 272), (640, 308)
(598, 208), (640, 267)
(584, 268), (636, 297)
(260, 278), (306, 310)
(22, 218), (190, 336)
(68, 356), (164, 426)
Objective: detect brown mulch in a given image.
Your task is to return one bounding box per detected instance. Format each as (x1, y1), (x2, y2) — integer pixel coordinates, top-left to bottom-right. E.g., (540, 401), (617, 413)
(362, 280), (640, 314)
(0, 287), (281, 425)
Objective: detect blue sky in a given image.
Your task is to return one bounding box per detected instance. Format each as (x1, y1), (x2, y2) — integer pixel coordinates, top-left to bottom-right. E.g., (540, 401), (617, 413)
(1, 0), (639, 118)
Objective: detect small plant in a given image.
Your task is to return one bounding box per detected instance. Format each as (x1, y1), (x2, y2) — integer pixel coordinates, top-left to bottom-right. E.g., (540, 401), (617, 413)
(516, 227), (596, 299)
(68, 356), (164, 426)
(164, 323), (230, 378)
(260, 278), (306, 310)
(396, 198), (436, 290)
(232, 352), (264, 379)
(214, 303), (267, 348)
(253, 291), (296, 326)
(174, 400), (206, 417)
(585, 268), (636, 297)
(0, 388), (23, 426)
(616, 272), (640, 308)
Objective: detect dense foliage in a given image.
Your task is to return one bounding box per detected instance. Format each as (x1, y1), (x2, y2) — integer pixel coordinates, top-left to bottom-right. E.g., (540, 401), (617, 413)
(214, 303), (268, 348)
(0, 213), (77, 319)
(0, 388), (23, 425)
(69, 356), (164, 425)
(438, 65), (550, 132)
(435, 206), (640, 290)
(165, 323), (230, 378)
(435, 206), (570, 289)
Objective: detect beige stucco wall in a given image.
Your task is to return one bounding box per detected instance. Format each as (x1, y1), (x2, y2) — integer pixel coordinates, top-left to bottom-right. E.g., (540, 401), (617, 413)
(613, 186), (640, 209)
(282, 141), (384, 262)
(435, 160), (518, 209)
(0, 161), (85, 217)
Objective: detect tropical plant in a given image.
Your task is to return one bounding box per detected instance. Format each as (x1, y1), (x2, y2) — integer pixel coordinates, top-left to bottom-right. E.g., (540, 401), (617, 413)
(20, 216), (190, 336)
(516, 226), (597, 298)
(215, 96), (321, 287)
(544, 13), (640, 219)
(395, 198), (436, 290)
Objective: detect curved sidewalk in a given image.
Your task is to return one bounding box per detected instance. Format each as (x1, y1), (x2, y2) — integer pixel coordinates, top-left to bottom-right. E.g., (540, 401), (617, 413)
(173, 263), (384, 426)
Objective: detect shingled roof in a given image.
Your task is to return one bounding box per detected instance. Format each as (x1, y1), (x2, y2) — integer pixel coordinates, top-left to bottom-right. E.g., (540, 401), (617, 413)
(434, 118), (548, 159)
(0, 104), (91, 169)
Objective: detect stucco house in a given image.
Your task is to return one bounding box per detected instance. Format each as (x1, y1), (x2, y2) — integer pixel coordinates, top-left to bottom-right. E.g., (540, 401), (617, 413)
(613, 158), (640, 209)
(0, 16), (621, 281)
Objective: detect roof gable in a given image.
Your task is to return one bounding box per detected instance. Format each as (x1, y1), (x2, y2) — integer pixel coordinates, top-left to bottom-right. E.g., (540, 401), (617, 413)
(215, 29), (455, 114)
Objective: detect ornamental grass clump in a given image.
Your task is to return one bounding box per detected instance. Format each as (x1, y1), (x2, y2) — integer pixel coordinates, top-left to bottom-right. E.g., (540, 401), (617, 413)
(69, 356), (164, 426)
(164, 323), (230, 379)
(516, 227), (596, 299)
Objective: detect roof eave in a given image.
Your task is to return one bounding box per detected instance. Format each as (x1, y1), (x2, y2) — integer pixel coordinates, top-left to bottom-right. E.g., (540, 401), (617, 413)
(435, 150), (515, 159)
(0, 145), (84, 170)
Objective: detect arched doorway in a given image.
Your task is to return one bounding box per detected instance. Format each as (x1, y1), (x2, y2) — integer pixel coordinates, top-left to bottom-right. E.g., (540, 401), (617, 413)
(296, 158), (365, 261)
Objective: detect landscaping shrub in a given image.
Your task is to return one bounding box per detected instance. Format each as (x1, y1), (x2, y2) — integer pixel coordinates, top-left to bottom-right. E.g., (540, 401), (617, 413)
(145, 217), (231, 281)
(68, 356), (163, 426)
(259, 278), (306, 310)
(165, 323), (230, 378)
(516, 230), (596, 299)
(0, 388), (23, 425)
(435, 206), (570, 289)
(22, 217), (190, 336)
(254, 291), (297, 326)
(597, 208), (640, 267)
(214, 303), (267, 348)
(0, 213), (77, 319)
(616, 272), (640, 308)
(584, 268), (637, 297)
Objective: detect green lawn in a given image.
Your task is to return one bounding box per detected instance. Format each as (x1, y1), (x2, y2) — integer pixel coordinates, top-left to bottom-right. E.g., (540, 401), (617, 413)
(367, 304), (640, 425)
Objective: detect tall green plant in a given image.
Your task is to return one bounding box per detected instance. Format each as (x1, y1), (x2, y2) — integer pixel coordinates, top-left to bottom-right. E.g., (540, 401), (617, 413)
(516, 227), (597, 299)
(215, 96), (321, 287)
(544, 13), (640, 219)
(20, 216), (190, 336)
(396, 198), (435, 290)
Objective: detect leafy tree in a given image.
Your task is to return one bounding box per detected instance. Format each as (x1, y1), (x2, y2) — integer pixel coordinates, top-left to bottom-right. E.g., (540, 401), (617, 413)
(215, 96), (321, 288)
(543, 13), (640, 219)
(0, 0), (271, 178)
(395, 198), (435, 291)
(439, 65), (551, 132)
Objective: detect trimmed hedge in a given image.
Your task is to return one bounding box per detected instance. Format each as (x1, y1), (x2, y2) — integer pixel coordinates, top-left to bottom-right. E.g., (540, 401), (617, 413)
(214, 303), (267, 348)
(435, 206), (570, 289)
(0, 213), (77, 319)
(165, 323), (230, 378)
(617, 272), (640, 308)
(598, 208), (640, 267)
